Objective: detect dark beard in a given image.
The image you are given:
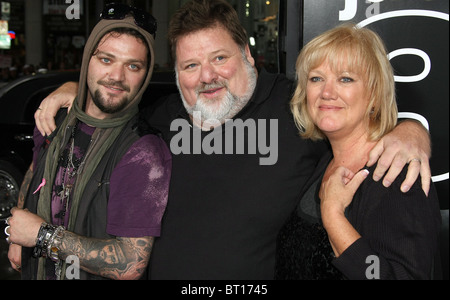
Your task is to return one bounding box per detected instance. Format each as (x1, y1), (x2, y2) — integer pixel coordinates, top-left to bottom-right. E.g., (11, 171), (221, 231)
(92, 89), (129, 114)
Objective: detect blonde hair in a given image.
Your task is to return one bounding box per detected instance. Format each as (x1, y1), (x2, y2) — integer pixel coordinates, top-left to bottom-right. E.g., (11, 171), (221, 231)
(291, 23), (398, 141)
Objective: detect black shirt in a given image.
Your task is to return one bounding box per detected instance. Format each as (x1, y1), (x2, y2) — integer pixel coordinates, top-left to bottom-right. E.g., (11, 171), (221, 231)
(143, 70), (329, 280)
(276, 149), (442, 280)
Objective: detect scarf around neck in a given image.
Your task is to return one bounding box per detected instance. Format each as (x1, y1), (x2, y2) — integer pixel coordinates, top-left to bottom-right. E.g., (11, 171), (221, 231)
(35, 16), (156, 280)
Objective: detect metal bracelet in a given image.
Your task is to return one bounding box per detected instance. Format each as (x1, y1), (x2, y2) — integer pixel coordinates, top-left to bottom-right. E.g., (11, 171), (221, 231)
(47, 226), (66, 262)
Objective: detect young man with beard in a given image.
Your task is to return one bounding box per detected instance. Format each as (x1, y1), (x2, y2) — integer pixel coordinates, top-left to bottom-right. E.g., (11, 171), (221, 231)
(6, 4), (172, 280)
(34, 0), (431, 280)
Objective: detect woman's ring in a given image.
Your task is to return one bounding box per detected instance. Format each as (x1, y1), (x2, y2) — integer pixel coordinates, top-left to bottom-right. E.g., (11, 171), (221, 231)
(409, 158), (422, 164)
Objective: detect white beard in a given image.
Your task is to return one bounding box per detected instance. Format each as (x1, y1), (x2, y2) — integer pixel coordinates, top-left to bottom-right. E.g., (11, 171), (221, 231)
(176, 53), (257, 127)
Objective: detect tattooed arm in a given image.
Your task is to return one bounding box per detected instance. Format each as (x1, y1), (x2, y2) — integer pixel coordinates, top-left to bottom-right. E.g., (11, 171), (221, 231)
(58, 232), (153, 280)
(9, 208), (153, 280)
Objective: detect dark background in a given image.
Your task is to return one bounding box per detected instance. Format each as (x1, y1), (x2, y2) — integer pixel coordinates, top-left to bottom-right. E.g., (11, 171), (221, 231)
(1, 0), (448, 281)
(299, 0), (449, 211)
(296, 0), (449, 280)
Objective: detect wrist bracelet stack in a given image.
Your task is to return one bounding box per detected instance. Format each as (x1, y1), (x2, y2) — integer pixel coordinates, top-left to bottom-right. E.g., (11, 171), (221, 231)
(33, 223), (65, 262)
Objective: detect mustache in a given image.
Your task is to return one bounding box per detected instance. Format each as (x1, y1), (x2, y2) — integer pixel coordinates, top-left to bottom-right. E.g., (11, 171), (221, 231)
(196, 81), (228, 95)
(98, 80), (130, 93)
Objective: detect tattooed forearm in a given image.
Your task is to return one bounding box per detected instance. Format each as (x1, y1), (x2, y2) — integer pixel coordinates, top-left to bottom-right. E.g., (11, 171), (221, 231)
(18, 164), (34, 209)
(58, 231), (154, 280)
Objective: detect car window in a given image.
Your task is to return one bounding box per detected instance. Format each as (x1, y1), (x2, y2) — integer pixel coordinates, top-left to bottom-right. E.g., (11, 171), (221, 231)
(23, 86), (62, 124)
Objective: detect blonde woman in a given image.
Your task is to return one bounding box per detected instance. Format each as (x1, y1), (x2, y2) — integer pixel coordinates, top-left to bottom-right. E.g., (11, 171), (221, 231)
(276, 24), (441, 280)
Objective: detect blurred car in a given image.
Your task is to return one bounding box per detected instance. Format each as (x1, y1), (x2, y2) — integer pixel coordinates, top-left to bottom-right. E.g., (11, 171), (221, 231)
(0, 71), (177, 220)
(0, 71), (80, 220)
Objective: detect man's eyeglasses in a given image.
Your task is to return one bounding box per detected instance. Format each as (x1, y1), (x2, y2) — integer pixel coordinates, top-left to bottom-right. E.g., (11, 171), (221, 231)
(100, 3), (157, 39)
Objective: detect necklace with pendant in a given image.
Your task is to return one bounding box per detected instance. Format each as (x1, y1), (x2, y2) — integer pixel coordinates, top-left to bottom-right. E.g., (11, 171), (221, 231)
(57, 121), (88, 227)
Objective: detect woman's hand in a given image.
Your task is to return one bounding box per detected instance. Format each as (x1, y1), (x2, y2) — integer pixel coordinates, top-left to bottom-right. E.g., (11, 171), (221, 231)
(319, 168), (369, 257)
(320, 167), (370, 214)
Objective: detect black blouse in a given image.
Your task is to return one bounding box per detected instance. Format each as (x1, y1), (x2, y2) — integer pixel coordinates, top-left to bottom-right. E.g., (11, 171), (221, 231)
(276, 153), (442, 280)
